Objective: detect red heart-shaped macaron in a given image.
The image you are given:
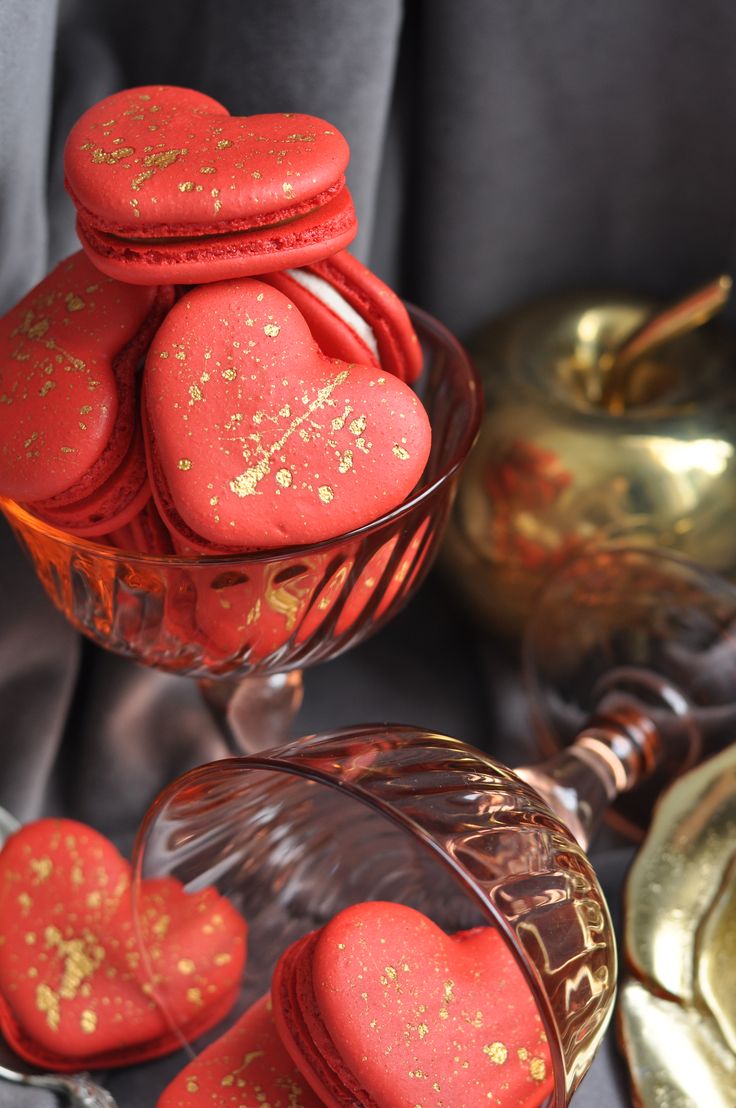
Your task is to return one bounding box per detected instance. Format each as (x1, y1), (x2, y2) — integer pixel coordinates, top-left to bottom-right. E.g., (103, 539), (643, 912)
(0, 819), (247, 1070)
(262, 250), (423, 384)
(65, 85), (356, 285)
(143, 278), (431, 551)
(273, 901), (554, 1107)
(158, 994), (322, 1108)
(0, 250), (172, 535)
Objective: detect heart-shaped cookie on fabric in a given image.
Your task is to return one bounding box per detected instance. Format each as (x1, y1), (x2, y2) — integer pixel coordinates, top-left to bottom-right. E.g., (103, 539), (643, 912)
(273, 901), (553, 1107)
(143, 278), (431, 551)
(158, 994), (322, 1108)
(0, 819), (247, 1071)
(65, 85), (356, 285)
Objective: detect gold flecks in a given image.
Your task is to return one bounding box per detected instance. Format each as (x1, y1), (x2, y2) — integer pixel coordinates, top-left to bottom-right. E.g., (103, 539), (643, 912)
(80, 404), (92, 415)
(86, 891), (102, 909)
(65, 293), (85, 312)
(408, 1070), (427, 1080)
(177, 958), (196, 975)
(187, 987), (203, 1006)
(80, 1009), (97, 1034)
(189, 384), (203, 403)
(229, 370), (349, 498)
(152, 915), (170, 939)
(418, 1022), (429, 1039)
(385, 966), (398, 981)
(275, 468), (293, 489)
(159, 350), (169, 358)
(517, 1047), (529, 1062)
(318, 485), (334, 503)
(216, 138), (233, 149)
(251, 169), (262, 179)
(338, 449), (353, 474)
(264, 323), (281, 338)
(131, 169), (154, 190)
(88, 145), (135, 166)
(484, 1042), (508, 1065)
(349, 414), (367, 436)
(286, 132), (316, 143)
(530, 1058), (547, 1082)
(282, 181), (295, 198)
(36, 984), (60, 1031)
(186, 1078), (199, 1094)
(279, 404), (291, 418)
(178, 181), (195, 192)
(210, 495), (219, 506)
(256, 292), (264, 302)
(177, 458), (192, 471)
(393, 444), (410, 460)
(213, 952), (232, 966)
(18, 892), (32, 911)
(25, 932), (37, 945)
(200, 166), (216, 174)
(29, 857), (53, 883)
(145, 148), (187, 170)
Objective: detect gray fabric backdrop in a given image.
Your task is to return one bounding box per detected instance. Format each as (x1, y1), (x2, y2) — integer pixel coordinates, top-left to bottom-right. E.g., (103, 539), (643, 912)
(3, 0), (733, 1103)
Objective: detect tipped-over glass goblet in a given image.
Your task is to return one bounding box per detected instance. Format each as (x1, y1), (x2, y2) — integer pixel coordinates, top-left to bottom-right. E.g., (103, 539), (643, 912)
(518, 545), (736, 845)
(129, 546), (736, 1105)
(0, 305), (480, 754)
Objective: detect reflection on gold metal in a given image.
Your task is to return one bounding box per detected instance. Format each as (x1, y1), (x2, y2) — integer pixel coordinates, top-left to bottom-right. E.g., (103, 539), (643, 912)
(443, 291), (736, 639)
(619, 744), (736, 1106)
(601, 274), (732, 413)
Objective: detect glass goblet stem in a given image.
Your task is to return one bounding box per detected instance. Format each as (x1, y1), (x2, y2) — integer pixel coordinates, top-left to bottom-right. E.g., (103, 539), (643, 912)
(199, 670), (304, 754)
(516, 707), (665, 851)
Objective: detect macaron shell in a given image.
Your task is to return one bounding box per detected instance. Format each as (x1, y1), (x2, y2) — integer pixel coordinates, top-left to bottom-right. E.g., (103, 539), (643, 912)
(32, 417), (150, 537)
(273, 902), (554, 1107)
(65, 87), (350, 231)
(144, 279), (431, 550)
(260, 267), (381, 369)
(312, 251), (423, 384)
(77, 188), (357, 286)
(0, 818), (247, 1070)
(158, 994), (323, 1108)
(0, 252), (162, 502)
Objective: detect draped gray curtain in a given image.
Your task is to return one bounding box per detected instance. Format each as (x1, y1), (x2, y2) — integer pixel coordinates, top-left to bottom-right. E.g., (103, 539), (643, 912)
(3, 1), (733, 1102)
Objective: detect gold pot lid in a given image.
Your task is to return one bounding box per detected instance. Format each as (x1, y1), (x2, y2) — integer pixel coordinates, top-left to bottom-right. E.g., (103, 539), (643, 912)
(619, 743), (736, 1105)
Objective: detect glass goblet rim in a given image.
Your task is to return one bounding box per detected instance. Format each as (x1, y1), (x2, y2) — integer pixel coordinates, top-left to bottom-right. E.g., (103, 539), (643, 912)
(0, 303), (482, 569)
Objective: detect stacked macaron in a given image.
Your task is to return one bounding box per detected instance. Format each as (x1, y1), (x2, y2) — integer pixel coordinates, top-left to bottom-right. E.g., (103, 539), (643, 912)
(159, 901), (554, 1107)
(0, 85), (430, 554)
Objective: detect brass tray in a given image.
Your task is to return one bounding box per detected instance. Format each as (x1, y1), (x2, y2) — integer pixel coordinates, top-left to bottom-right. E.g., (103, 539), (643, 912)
(619, 744), (736, 1105)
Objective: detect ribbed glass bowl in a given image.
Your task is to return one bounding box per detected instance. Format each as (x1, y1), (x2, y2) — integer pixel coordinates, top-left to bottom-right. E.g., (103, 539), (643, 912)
(1, 305), (480, 680)
(132, 727), (617, 1105)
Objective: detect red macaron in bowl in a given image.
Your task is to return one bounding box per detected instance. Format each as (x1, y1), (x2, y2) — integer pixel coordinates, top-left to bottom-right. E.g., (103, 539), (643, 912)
(64, 85), (357, 286)
(0, 250), (172, 536)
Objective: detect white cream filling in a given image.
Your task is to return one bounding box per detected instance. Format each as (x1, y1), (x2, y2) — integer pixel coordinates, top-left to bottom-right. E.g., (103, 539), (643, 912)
(286, 268), (379, 359)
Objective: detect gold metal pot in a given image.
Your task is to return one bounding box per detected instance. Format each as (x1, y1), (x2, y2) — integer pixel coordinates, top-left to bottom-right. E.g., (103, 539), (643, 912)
(443, 291), (736, 639)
